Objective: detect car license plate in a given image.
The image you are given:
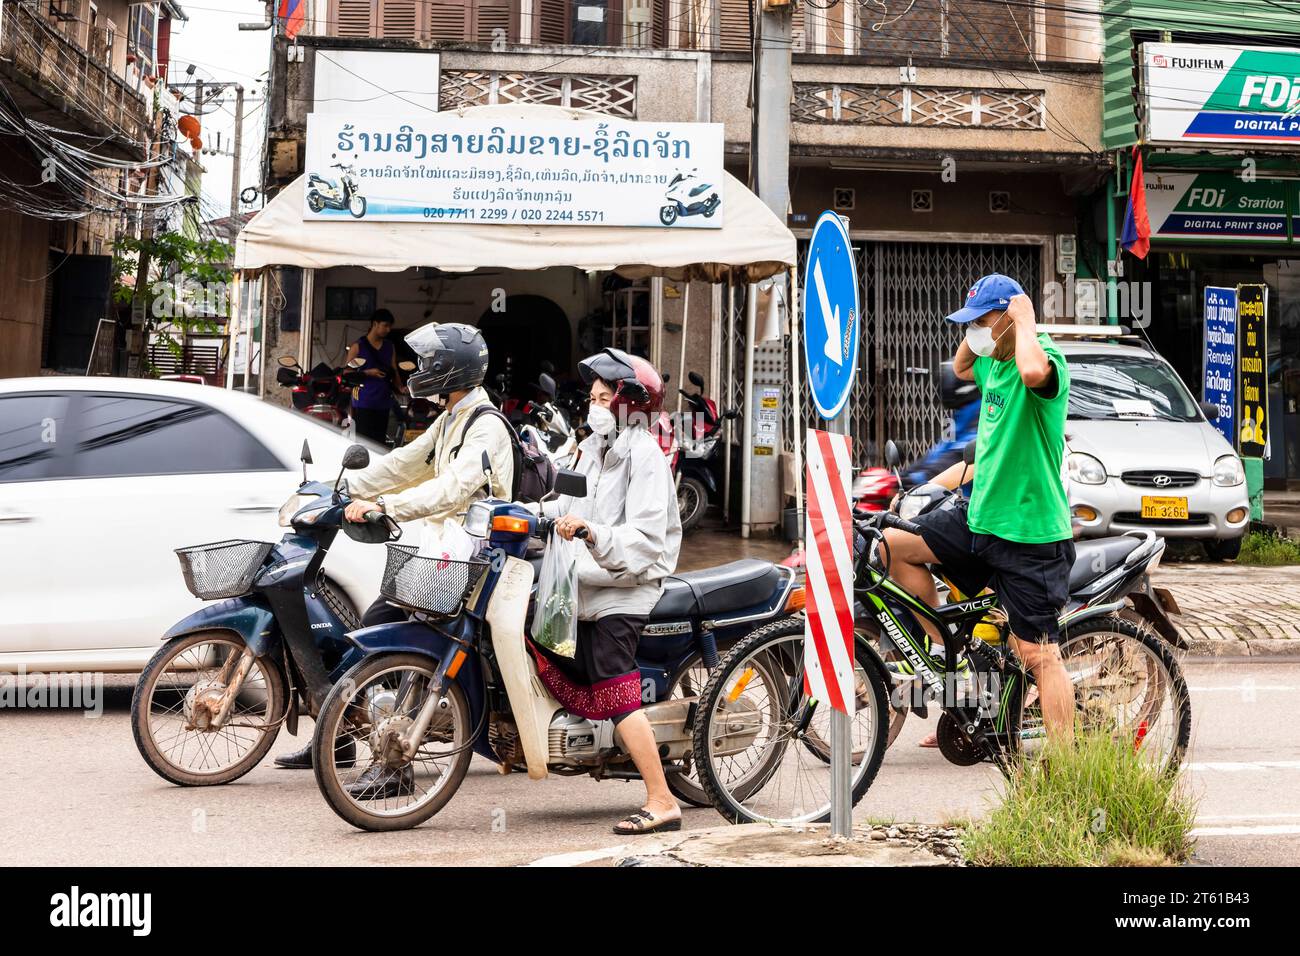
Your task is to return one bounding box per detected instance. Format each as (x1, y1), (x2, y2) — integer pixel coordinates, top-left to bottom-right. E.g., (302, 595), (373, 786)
(1141, 495), (1188, 520)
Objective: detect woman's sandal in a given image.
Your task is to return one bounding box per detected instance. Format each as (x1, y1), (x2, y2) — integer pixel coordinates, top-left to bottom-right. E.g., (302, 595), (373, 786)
(613, 808), (682, 835)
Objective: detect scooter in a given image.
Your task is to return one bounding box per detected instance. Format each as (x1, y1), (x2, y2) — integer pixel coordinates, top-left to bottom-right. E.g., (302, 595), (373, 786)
(306, 162), (367, 219)
(308, 465), (804, 830)
(518, 372), (579, 468)
(675, 370), (739, 533)
(276, 355), (369, 429)
(130, 442), (401, 786)
(659, 169), (720, 226)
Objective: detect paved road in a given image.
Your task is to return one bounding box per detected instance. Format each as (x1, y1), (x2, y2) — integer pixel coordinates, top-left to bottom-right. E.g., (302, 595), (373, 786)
(1, 659), (1295, 866)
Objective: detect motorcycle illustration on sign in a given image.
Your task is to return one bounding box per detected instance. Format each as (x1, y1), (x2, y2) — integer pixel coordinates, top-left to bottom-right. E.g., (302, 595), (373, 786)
(659, 169), (720, 225)
(305, 162), (367, 218)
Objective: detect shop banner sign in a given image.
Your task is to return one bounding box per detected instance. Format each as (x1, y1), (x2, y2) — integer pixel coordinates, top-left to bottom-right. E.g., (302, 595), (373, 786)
(1143, 172), (1288, 244)
(1236, 284), (1269, 458)
(302, 113), (725, 228)
(1144, 42), (1300, 146)
(1203, 286), (1237, 447)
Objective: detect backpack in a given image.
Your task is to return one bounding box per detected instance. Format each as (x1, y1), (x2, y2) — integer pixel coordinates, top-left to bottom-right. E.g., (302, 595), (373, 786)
(443, 405), (555, 504)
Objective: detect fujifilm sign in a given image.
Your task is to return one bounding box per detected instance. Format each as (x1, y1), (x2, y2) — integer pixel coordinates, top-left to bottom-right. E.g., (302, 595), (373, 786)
(1144, 42), (1300, 146)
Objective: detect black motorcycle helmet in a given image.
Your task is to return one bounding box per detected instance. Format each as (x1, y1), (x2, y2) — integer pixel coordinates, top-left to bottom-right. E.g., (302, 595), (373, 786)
(404, 322), (489, 398)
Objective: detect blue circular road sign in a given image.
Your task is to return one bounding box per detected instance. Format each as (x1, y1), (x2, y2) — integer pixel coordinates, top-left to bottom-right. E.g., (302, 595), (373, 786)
(803, 210), (859, 420)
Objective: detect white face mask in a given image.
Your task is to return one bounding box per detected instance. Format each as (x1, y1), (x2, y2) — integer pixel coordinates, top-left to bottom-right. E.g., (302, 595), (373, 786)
(965, 314), (1007, 358)
(587, 404), (617, 436)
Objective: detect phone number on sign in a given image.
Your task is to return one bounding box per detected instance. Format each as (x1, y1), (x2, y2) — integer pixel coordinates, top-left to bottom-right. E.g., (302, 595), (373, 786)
(421, 207), (606, 223)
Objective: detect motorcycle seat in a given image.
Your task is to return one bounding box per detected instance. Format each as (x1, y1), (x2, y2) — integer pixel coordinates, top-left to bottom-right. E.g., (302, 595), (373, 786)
(1069, 536), (1143, 591)
(649, 559), (786, 621)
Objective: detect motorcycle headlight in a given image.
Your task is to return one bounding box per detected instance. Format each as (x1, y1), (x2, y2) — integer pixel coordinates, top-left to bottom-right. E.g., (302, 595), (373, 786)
(278, 493), (316, 527)
(897, 492), (928, 521)
(1213, 454), (1245, 487)
(1066, 452), (1107, 486)
(465, 501), (492, 538)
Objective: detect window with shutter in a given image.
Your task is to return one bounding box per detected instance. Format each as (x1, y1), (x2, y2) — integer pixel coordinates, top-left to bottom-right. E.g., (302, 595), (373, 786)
(860, 0), (941, 57)
(331, 0), (376, 37)
(860, 0), (1034, 60)
(716, 0), (751, 53)
(428, 0), (470, 40)
(534, 0), (568, 44)
(378, 0), (422, 38)
(473, 0), (515, 42)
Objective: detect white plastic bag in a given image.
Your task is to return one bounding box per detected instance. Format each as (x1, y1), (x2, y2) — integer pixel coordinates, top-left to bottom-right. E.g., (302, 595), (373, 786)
(418, 519), (476, 562)
(531, 530), (579, 659)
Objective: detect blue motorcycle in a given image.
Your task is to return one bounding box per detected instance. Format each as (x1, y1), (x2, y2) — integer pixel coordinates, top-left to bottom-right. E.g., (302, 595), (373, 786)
(309, 468), (801, 831)
(130, 442), (399, 787)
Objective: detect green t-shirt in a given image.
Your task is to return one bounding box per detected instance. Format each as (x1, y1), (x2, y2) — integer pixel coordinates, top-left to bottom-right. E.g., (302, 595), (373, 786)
(968, 333), (1072, 544)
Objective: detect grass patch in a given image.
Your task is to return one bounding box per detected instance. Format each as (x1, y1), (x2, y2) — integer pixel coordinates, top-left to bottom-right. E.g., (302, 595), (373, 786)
(964, 729), (1196, 867)
(1237, 531), (1300, 566)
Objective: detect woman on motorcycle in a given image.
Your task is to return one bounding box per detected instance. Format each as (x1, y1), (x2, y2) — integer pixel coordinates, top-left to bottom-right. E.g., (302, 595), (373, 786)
(534, 348), (684, 835)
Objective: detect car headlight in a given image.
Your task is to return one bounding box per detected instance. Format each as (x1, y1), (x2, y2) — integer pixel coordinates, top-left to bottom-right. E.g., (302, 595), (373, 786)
(1066, 452), (1107, 485)
(1213, 454), (1245, 487)
(464, 501), (491, 538)
(278, 493), (316, 527)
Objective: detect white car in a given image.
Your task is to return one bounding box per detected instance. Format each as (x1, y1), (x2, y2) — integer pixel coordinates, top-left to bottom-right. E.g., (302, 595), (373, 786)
(0, 377), (392, 673)
(1059, 340), (1251, 560)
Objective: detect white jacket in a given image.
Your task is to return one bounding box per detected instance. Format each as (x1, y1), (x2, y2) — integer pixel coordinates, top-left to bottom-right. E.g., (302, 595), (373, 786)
(540, 424), (681, 621)
(348, 387), (514, 534)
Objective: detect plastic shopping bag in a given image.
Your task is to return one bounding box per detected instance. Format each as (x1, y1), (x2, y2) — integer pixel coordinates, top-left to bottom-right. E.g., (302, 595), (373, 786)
(418, 519), (476, 562)
(531, 530), (579, 659)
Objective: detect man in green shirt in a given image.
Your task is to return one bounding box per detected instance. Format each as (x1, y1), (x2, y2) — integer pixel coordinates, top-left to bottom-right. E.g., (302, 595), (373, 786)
(887, 274), (1076, 741)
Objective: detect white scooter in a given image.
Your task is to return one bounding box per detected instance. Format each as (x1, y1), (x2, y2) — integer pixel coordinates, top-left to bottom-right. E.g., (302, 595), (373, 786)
(659, 169), (720, 225)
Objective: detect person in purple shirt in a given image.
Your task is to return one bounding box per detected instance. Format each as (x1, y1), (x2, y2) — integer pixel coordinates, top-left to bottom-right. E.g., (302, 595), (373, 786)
(345, 309), (401, 443)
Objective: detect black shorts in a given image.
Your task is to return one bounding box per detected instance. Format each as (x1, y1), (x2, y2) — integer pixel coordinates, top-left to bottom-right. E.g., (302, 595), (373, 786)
(912, 499), (1075, 644)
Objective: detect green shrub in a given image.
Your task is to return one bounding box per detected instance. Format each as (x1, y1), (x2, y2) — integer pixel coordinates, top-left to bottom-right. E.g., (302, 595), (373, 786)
(964, 729), (1196, 867)
(1237, 531), (1300, 566)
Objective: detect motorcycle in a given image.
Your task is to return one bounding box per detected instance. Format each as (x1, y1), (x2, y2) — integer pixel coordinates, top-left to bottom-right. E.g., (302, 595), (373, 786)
(659, 169), (720, 226)
(518, 372), (579, 468)
(306, 162), (367, 219)
(276, 355), (370, 429)
(308, 465), (804, 830)
(674, 370), (739, 533)
(130, 442), (401, 786)
(690, 438), (1191, 825)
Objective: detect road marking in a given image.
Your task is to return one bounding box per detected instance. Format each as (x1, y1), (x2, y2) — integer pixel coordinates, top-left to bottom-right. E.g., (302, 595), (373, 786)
(1191, 824), (1300, 837)
(1188, 685), (1298, 692)
(1198, 813), (1300, 822)
(524, 844), (627, 867)
(1189, 759), (1300, 772)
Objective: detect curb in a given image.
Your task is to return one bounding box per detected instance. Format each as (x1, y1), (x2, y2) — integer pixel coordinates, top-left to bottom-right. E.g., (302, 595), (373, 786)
(1185, 638), (1300, 659)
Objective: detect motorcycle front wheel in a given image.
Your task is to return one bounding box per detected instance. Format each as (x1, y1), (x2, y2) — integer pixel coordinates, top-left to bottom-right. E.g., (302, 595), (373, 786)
(348, 195), (367, 218)
(312, 653), (473, 831)
(693, 617), (890, 825)
(659, 204), (678, 226)
(131, 630), (286, 786)
(677, 476), (709, 533)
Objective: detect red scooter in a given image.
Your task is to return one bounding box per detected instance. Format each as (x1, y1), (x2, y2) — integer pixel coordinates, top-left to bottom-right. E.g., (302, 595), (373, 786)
(276, 355), (370, 428)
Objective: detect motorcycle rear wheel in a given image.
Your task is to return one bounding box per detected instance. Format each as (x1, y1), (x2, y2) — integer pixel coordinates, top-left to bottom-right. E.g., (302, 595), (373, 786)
(131, 630), (286, 787)
(677, 476), (709, 533)
(312, 652), (473, 832)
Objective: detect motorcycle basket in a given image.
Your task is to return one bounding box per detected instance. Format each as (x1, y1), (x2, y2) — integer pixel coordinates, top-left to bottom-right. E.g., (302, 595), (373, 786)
(175, 540), (275, 601)
(379, 544), (489, 618)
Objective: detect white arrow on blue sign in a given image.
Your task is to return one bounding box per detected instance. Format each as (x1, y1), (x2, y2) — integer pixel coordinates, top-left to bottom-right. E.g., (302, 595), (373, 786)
(802, 210), (860, 420)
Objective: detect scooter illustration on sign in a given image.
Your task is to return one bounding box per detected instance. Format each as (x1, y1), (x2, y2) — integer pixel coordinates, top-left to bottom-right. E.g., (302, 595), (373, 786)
(306, 162), (367, 218)
(659, 169), (720, 225)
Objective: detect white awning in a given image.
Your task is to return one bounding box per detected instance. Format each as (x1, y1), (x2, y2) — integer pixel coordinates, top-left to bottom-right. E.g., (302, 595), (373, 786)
(234, 104), (795, 283)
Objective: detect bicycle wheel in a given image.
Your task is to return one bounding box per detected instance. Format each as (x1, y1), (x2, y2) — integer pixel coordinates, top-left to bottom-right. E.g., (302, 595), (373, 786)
(1009, 614), (1191, 775)
(693, 618), (890, 825)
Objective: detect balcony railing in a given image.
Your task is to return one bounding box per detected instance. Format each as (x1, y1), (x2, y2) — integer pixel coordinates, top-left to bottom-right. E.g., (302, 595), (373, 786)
(792, 82), (1046, 130)
(440, 69), (637, 117)
(1, 2), (149, 149)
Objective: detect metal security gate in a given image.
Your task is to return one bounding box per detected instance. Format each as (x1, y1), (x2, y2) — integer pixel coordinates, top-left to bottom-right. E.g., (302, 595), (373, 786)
(787, 238), (1043, 465)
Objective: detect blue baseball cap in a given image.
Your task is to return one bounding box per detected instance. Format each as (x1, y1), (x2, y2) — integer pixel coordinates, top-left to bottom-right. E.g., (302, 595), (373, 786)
(945, 274), (1024, 324)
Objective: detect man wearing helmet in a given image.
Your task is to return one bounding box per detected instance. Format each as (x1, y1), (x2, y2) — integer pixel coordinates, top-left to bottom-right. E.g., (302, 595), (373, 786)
(273, 322), (514, 774)
(532, 348), (684, 835)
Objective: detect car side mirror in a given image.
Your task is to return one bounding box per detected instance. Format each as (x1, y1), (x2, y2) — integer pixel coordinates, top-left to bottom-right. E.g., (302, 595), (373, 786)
(688, 370), (705, 389)
(884, 440), (902, 470)
(1199, 400), (1220, 422)
(554, 468), (588, 499)
(341, 444), (370, 470)
(963, 440), (977, 466)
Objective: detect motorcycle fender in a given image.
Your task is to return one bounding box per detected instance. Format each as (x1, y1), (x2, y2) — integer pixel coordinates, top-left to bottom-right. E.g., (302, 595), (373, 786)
(1128, 590), (1187, 650)
(487, 555), (558, 780)
(162, 596), (280, 658)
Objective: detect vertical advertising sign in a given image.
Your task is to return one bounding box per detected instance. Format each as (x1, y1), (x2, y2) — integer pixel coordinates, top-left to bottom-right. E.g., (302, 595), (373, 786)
(1236, 284), (1269, 458)
(1203, 288), (1237, 446)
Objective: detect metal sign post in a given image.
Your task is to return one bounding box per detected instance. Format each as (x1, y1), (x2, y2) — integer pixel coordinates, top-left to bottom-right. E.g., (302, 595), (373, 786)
(802, 211), (860, 839)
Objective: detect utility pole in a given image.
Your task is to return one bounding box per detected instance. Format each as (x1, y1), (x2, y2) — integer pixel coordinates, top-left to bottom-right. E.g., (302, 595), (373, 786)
(228, 84), (244, 232)
(751, 0), (793, 222)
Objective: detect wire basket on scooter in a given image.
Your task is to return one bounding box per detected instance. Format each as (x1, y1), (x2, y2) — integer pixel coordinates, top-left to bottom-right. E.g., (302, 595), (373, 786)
(175, 540), (275, 600)
(379, 544), (490, 618)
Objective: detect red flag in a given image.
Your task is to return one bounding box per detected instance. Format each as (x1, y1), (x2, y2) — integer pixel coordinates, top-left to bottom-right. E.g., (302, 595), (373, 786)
(1120, 147), (1151, 260)
(278, 0), (305, 40)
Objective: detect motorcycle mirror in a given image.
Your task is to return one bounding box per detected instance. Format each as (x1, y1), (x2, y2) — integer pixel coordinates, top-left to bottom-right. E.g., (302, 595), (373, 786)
(962, 440), (977, 466)
(553, 468), (588, 499)
(300, 440), (313, 484)
(939, 362), (964, 409)
(688, 370), (705, 389)
(347, 357), (365, 369)
(884, 440), (902, 470)
(410, 398), (431, 415)
(276, 366), (300, 386)
(538, 372), (557, 400)
(540, 359), (555, 375)
(724, 408), (741, 420)
(398, 360), (416, 372)
(341, 444), (370, 470)
(278, 355), (299, 368)
(1198, 400), (1220, 422)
